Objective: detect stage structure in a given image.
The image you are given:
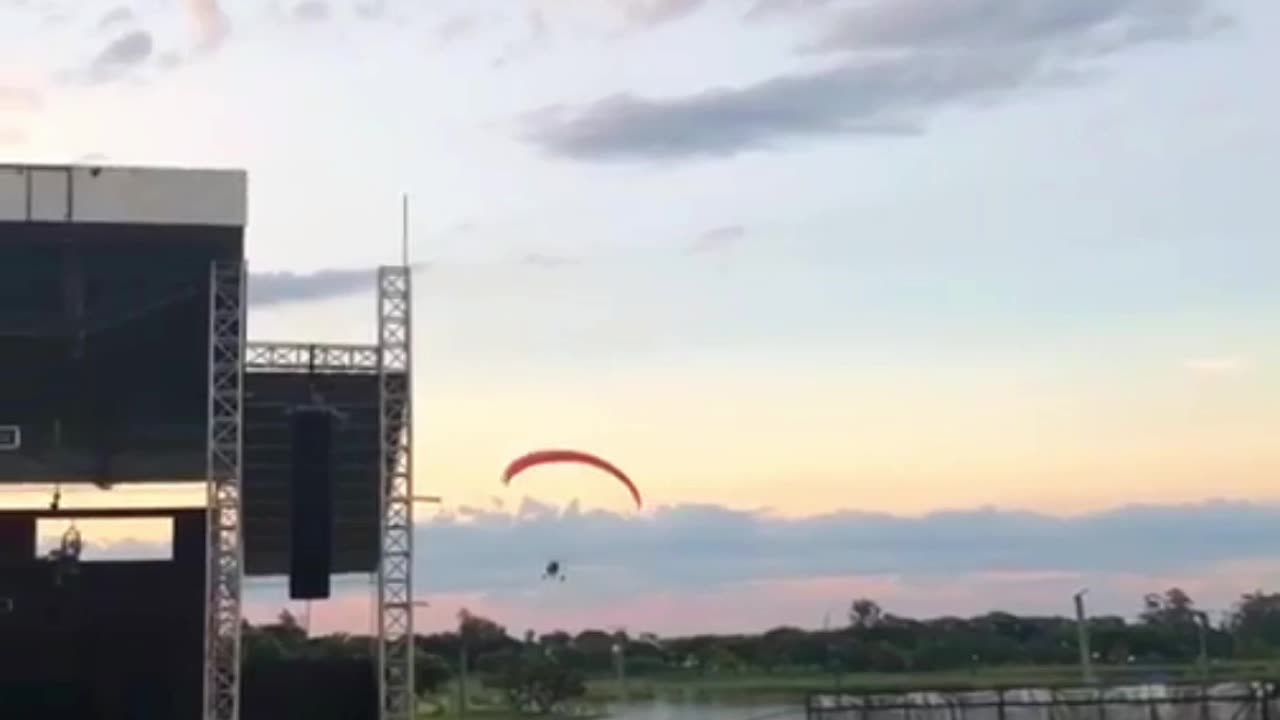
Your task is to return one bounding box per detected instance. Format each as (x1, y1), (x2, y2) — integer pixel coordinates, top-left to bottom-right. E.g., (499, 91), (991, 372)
(0, 507), (208, 719)
(0, 164), (417, 720)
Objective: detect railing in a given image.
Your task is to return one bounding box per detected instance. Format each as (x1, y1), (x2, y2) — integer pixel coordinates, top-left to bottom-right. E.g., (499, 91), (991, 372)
(805, 683), (1279, 720)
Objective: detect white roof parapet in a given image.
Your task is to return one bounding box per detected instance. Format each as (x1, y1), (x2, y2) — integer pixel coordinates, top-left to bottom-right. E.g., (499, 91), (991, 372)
(0, 163), (247, 227)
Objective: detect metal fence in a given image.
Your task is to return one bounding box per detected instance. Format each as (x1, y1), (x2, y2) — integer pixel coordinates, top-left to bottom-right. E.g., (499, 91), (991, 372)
(806, 683), (1279, 720)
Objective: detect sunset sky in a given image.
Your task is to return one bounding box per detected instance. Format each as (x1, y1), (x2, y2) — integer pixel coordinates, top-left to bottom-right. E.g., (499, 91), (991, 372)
(2, 0), (1279, 635)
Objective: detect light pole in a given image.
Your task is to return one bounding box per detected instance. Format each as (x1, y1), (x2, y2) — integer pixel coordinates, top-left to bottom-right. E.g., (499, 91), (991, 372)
(608, 626), (630, 704)
(611, 642), (627, 703)
(456, 608), (471, 720)
(1073, 588), (1095, 685)
(1194, 610), (1210, 681)
(824, 610), (843, 691)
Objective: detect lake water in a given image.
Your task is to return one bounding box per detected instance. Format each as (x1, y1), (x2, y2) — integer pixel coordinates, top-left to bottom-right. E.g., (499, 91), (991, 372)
(605, 699), (803, 720)
(599, 683), (1272, 720)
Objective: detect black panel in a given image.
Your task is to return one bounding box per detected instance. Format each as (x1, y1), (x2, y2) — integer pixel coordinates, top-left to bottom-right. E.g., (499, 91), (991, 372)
(0, 221), (242, 484)
(289, 408), (334, 600)
(0, 509), (206, 720)
(0, 514), (35, 563)
(242, 658), (376, 720)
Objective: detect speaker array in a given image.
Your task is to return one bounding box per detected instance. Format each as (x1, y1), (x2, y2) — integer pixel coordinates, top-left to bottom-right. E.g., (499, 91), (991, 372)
(288, 408), (334, 600)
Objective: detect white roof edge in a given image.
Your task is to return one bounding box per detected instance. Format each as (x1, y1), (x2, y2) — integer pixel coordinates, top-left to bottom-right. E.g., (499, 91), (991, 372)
(0, 161), (247, 174)
(0, 163), (248, 228)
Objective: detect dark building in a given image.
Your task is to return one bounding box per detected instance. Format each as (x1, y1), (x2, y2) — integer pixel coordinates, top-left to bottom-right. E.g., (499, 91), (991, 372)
(0, 508), (207, 720)
(0, 165), (245, 485)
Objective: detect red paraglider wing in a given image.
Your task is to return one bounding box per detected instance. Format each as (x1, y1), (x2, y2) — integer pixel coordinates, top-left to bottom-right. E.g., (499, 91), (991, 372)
(502, 449), (642, 509)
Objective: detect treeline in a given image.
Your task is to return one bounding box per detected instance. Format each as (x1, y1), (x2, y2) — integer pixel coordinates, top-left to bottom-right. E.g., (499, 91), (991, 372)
(242, 588), (1280, 692)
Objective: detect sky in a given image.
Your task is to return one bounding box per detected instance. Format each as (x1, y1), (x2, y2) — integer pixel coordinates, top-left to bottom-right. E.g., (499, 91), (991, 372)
(2, 0), (1279, 636)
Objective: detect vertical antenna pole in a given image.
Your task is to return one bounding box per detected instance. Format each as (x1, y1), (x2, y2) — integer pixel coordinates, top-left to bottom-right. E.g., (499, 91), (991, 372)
(401, 194), (409, 268)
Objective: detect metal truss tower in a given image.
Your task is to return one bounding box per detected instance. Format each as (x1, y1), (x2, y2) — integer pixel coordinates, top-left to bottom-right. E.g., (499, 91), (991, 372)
(377, 265), (415, 720)
(201, 264), (416, 720)
(204, 260), (247, 720)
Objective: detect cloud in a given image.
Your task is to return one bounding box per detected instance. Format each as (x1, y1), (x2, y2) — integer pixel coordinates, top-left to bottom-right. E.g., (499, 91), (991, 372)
(355, 1), (388, 21)
(409, 500), (1280, 599)
(686, 224), (746, 255)
(183, 0), (229, 49)
(293, 1), (331, 23)
(248, 267), (380, 307)
(238, 500), (1280, 633)
(520, 252), (578, 268)
(622, 0), (707, 28)
(525, 0), (1226, 161)
(0, 127), (27, 147)
(0, 86), (43, 113)
(490, 8), (557, 69)
(523, 53), (1026, 160)
(92, 499), (1280, 632)
(804, 0), (1227, 55)
(87, 29), (154, 83)
(251, 260), (580, 308)
(745, 0), (834, 21)
(1184, 356), (1253, 375)
(435, 14), (485, 45)
(97, 6), (135, 31)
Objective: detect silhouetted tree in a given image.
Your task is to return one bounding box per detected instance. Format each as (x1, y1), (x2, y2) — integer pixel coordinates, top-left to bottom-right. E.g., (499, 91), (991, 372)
(489, 647), (586, 714)
(241, 588), (1280, 683)
(850, 598), (884, 629)
(1141, 588), (1197, 625)
(1230, 590), (1280, 657)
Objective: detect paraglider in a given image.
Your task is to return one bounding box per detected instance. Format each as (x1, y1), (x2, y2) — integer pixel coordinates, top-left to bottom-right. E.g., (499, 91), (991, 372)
(501, 449), (642, 509)
(543, 560), (565, 582)
(504, 449), (639, 589)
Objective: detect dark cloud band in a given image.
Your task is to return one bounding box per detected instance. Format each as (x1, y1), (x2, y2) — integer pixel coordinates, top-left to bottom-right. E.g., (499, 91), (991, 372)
(112, 500), (1280, 605)
(248, 268), (382, 307)
(524, 0), (1227, 161)
(415, 500), (1280, 596)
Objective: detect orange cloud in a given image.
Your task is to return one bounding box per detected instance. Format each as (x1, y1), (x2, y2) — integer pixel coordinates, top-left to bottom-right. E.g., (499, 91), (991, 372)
(184, 0), (229, 49)
(1184, 355), (1254, 375)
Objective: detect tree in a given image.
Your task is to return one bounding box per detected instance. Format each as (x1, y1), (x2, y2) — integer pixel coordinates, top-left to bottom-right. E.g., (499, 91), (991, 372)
(754, 627), (803, 672)
(574, 629), (613, 652)
(457, 608), (518, 670)
(1230, 591), (1280, 657)
(572, 629), (616, 668)
(540, 631), (572, 649)
(1141, 588), (1197, 625)
(459, 609), (512, 652)
(490, 648), (586, 715)
(266, 610), (308, 647)
(243, 586), (1277, 680)
(850, 598), (883, 630)
(414, 651), (453, 695)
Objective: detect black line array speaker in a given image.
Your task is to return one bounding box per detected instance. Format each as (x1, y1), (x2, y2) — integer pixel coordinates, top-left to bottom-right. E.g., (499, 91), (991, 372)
(289, 407), (334, 600)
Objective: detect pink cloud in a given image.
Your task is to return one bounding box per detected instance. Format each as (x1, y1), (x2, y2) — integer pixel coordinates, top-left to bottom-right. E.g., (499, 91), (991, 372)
(245, 561), (1280, 636)
(0, 86), (42, 112)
